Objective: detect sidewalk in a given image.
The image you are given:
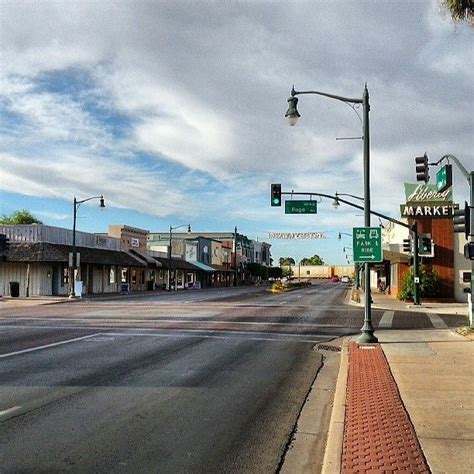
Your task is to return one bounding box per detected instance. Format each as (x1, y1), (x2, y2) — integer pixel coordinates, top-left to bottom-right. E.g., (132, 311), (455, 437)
(349, 287), (470, 316)
(319, 292), (473, 473)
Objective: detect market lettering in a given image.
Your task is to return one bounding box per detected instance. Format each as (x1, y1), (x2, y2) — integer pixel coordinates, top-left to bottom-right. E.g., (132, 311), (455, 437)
(400, 205), (453, 218)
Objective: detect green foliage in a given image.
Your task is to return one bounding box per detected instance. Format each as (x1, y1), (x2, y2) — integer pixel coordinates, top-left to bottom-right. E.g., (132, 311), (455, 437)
(440, 0), (473, 25)
(398, 266), (441, 300)
(268, 267), (283, 279)
(279, 257), (295, 266)
(300, 254), (325, 265)
(0, 210), (43, 225)
(246, 263), (269, 279)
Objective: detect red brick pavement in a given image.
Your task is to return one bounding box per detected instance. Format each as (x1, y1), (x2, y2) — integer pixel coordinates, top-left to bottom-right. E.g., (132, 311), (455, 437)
(342, 342), (430, 473)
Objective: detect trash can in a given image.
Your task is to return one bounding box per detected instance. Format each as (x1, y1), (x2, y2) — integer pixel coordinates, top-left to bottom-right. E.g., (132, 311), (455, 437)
(9, 281), (20, 297)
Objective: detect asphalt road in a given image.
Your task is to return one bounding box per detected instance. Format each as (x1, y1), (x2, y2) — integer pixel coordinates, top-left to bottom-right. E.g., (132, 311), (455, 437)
(0, 282), (466, 472)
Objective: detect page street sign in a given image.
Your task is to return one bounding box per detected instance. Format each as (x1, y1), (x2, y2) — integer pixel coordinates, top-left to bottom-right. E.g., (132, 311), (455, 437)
(353, 227), (383, 263)
(285, 200), (317, 214)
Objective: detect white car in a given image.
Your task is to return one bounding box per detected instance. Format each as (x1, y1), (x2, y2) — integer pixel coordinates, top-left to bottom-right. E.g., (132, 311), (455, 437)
(341, 276), (350, 283)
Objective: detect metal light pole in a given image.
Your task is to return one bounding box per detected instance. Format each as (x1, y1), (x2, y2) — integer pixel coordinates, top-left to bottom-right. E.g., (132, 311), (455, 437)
(168, 224), (191, 291)
(70, 195), (105, 299)
(339, 232), (359, 288)
(234, 226), (238, 286)
(286, 85), (377, 343)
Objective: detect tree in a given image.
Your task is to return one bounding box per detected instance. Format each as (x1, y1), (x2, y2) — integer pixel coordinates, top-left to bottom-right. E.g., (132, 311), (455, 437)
(246, 263), (269, 280)
(440, 0), (473, 25)
(300, 254), (325, 266)
(268, 267), (283, 279)
(279, 257), (295, 266)
(0, 210), (43, 225)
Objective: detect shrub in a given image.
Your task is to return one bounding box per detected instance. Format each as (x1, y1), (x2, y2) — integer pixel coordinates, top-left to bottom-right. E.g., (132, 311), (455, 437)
(398, 266), (440, 300)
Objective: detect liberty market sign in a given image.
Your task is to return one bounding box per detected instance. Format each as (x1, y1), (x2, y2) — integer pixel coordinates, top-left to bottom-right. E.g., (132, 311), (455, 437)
(401, 183), (454, 218)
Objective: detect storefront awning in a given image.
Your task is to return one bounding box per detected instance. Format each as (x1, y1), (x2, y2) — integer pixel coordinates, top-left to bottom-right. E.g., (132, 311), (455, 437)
(188, 261), (216, 272)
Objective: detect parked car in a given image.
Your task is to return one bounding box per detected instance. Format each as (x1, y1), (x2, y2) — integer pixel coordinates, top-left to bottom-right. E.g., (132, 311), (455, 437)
(341, 275), (349, 283)
(331, 275), (339, 282)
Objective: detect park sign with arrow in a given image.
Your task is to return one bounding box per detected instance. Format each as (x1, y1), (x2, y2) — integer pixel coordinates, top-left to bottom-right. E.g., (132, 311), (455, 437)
(353, 227), (383, 263)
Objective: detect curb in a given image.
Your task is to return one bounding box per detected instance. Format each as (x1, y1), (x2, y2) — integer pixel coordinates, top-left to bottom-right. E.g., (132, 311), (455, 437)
(321, 338), (349, 474)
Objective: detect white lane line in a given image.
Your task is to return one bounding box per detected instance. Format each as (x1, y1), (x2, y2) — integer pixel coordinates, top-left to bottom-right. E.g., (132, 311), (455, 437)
(427, 313), (448, 329)
(0, 406), (21, 416)
(378, 310), (394, 328)
(98, 332), (337, 344)
(0, 333), (103, 359)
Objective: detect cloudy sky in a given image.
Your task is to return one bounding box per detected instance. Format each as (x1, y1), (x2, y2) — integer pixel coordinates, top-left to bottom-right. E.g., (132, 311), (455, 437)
(1, 0), (472, 264)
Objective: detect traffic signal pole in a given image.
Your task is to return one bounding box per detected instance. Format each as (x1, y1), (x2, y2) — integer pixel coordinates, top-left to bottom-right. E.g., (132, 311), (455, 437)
(470, 171), (473, 328)
(412, 222), (421, 305)
(429, 154), (472, 328)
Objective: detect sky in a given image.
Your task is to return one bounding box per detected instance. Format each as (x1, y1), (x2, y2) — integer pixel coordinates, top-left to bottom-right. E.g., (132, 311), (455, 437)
(1, 0), (472, 265)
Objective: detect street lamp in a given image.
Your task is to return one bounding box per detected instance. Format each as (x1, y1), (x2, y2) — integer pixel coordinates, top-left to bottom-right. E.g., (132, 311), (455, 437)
(286, 84), (377, 343)
(168, 223), (191, 291)
(70, 195), (105, 299)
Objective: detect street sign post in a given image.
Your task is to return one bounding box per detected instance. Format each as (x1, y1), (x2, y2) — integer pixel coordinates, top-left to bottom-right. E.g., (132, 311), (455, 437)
(285, 200), (317, 214)
(353, 227), (383, 263)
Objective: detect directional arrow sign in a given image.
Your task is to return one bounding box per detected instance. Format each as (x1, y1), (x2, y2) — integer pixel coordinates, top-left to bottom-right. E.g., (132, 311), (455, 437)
(353, 227), (383, 263)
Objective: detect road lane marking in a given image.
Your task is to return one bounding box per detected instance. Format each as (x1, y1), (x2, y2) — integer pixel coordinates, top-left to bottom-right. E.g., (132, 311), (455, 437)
(378, 310), (394, 328)
(0, 406), (21, 416)
(427, 313), (448, 328)
(98, 332), (338, 344)
(0, 333), (103, 359)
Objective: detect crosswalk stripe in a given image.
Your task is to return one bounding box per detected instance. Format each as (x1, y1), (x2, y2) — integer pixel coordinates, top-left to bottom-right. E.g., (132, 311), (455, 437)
(378, 310), (394, 328)
(427, 313), (448, 328)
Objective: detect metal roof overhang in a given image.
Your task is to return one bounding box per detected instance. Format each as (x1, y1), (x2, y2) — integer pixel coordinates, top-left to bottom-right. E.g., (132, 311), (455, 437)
(188, 260), (216, 272)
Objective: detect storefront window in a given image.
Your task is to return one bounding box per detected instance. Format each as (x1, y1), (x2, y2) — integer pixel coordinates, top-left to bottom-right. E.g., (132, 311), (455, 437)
(132, 269), (137, 284)
(109, 267), (116, 284)
(121, 268), (128, 283)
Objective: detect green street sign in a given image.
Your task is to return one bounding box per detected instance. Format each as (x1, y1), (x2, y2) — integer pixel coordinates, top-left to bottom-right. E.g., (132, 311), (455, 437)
(353, 227), (383, 263)
(436, 164), (452, 193)
(285, 200), (317, 214)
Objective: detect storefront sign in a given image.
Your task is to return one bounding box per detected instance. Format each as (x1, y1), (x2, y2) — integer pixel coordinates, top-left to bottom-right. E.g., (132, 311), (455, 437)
(404, 183), (452, 203)
(400, 204), (455, 218)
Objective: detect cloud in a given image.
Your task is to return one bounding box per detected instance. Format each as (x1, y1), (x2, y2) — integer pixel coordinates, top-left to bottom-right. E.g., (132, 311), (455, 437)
(0, 0), (472, 261)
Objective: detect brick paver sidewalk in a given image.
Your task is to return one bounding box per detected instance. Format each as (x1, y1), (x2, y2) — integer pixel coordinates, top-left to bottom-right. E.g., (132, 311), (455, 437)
(342, 342), (430, 473)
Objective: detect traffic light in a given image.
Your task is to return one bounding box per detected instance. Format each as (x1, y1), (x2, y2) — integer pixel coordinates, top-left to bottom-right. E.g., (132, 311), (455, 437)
(271, 183), (282, 207)
(453, 201), (471, 239)
(464, 242), (474, 260)
(402, 238), (411, 253)
(419, 234), (432, 256)
(415, 153), (429, 183)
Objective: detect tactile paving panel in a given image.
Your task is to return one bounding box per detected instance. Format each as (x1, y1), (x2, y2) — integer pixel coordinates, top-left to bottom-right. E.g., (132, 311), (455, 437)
(342, 342), (430, 473)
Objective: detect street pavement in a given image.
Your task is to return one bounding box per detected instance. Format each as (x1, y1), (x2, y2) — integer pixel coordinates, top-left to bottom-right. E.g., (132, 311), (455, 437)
(282, 290), (473, 473)
(2, 286), (473, 473)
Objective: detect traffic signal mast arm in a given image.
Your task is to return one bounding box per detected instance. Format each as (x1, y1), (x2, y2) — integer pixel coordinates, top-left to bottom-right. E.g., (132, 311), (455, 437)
(280, 190), (421, 304)
(281, 191), (413, 231)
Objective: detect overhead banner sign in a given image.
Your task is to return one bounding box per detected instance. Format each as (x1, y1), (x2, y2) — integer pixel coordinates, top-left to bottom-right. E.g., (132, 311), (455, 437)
(268, 232), (326, 240)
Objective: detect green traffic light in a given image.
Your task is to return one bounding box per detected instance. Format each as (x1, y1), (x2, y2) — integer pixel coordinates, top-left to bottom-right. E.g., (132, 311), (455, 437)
(273, 198), (280, 205)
